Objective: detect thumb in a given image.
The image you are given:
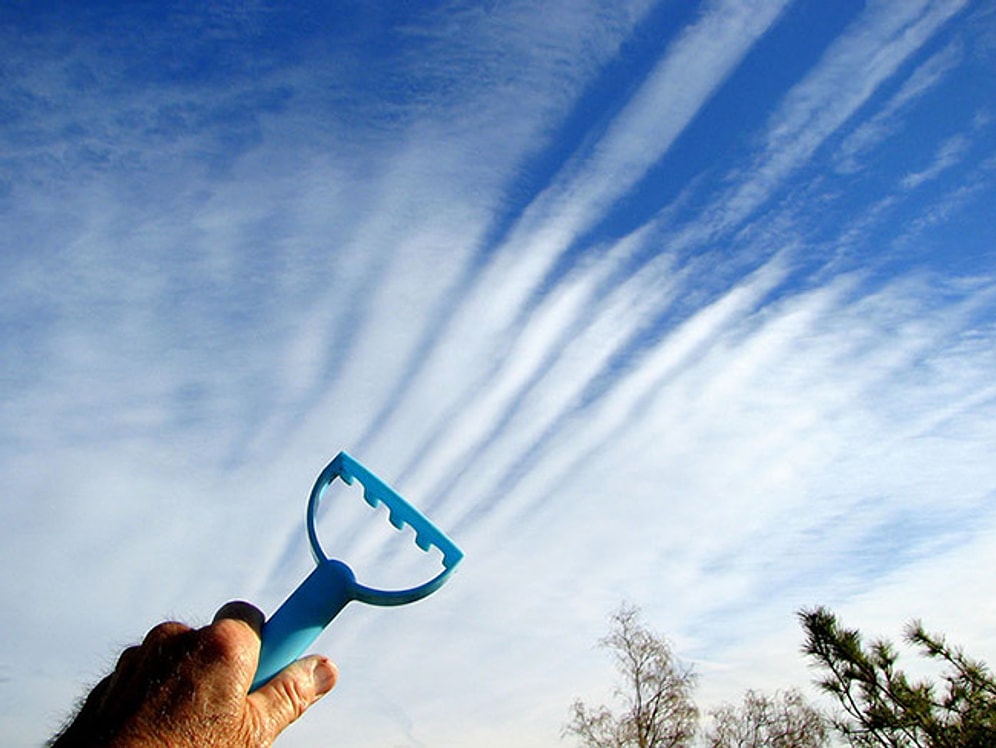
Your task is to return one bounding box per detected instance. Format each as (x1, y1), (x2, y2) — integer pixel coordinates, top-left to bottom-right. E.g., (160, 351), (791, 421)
(248, 655), (338, 743)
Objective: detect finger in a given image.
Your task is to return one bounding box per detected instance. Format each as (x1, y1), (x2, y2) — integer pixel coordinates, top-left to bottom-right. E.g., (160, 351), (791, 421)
(97, 624), (191, 720)
(213, 600), (265, 638)
(248, 655), (338, 743)
(141, 621), (192, 649)
(196, 614), (266, 697)
(132, 621), (194, 682)
(139, 621), (194, 675)
(94, 645), (143, 711)
(114, 644), (145, 673)
(78, 671), (117, 717)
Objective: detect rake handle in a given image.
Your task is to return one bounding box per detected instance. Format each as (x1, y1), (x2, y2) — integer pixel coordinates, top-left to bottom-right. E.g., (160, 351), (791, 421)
(250, 559), (356, 692)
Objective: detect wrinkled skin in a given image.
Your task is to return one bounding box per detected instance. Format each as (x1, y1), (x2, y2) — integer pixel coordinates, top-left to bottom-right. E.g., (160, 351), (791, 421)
(51, 602), (337, 747)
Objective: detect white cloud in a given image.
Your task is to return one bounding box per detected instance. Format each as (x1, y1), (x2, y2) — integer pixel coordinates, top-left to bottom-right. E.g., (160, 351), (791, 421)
(2, 2), (994, 747)
(835, 41), (964, 173)
(714, 0), (970, 233)
(901, 132), (972, 189)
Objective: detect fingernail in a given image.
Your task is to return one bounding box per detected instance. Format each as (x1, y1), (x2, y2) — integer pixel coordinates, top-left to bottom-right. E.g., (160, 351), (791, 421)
(312, 657), (338, 696)
(213, 601), (265, 637)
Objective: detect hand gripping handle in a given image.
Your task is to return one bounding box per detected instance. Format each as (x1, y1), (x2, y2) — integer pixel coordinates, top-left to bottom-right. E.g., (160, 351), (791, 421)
(251, 559), (356, 691)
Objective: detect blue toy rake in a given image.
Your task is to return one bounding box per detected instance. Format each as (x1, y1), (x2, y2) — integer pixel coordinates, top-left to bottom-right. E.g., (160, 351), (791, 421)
(251, 451), (463, 692)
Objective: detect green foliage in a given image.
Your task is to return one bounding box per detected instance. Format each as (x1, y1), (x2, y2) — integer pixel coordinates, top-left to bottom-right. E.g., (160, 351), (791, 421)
(568, 604), (994, 748)
(565, 605), (698, 748)
(799, 607), (996, 748)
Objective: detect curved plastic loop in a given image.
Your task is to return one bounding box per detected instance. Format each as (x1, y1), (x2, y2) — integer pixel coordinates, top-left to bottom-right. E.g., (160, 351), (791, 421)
(252, 452), (463, 692)
(306, 451), (464, 606)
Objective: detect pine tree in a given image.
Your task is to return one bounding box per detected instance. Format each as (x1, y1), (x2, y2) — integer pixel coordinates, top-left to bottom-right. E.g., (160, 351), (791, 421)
(800, 607), (996, 747)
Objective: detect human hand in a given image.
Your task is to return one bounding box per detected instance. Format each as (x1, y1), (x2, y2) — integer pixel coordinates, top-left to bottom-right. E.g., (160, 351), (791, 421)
(51, 601), (338, 747)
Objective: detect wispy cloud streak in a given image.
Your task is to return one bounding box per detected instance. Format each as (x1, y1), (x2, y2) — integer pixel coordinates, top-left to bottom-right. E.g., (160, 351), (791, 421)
(375, 0), (793, 495)
(2, 2), (995, 747)
(835, 41), (964, 173)
(386, 0), (976, 537)
(706, 0), (970, 236)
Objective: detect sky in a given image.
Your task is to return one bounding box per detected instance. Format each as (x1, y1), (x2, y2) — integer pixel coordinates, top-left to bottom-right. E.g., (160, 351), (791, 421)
(1, 0), (995, 745)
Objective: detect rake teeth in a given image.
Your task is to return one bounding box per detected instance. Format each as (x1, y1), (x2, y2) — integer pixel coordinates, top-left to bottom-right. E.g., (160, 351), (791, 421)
(387, 509), (405, 530)
(414, 531), (433, 552)
(362, 489), (381, 509)
(326, 451), (462, 576)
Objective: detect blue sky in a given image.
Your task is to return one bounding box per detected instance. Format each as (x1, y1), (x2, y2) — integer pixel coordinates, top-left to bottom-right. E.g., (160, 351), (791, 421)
(2, 1), (995, 745)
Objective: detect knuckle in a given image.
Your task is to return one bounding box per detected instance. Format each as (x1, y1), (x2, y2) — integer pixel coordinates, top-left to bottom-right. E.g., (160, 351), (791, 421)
(142, 621), (191, 647)
(248, 674), (315, 748)
(273, 675), (313, 722)
(190, 618), (259, 679)
(196, 621), (245, 663)
(114, 644), (143, 671)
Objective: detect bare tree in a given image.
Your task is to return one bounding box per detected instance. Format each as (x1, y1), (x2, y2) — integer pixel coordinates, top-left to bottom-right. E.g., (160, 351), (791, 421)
(565, 604), (698, 748)
(706, 688), (830, 748)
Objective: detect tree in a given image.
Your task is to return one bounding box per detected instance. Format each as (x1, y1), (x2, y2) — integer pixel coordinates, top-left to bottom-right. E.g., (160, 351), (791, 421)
(705, 688), (830, 748)
(564, 604), (698, 748)
(799, 606), (996, 747)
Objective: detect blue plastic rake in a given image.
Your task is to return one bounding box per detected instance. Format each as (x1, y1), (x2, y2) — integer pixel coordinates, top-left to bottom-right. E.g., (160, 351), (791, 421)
(251, 451), (463, 691)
